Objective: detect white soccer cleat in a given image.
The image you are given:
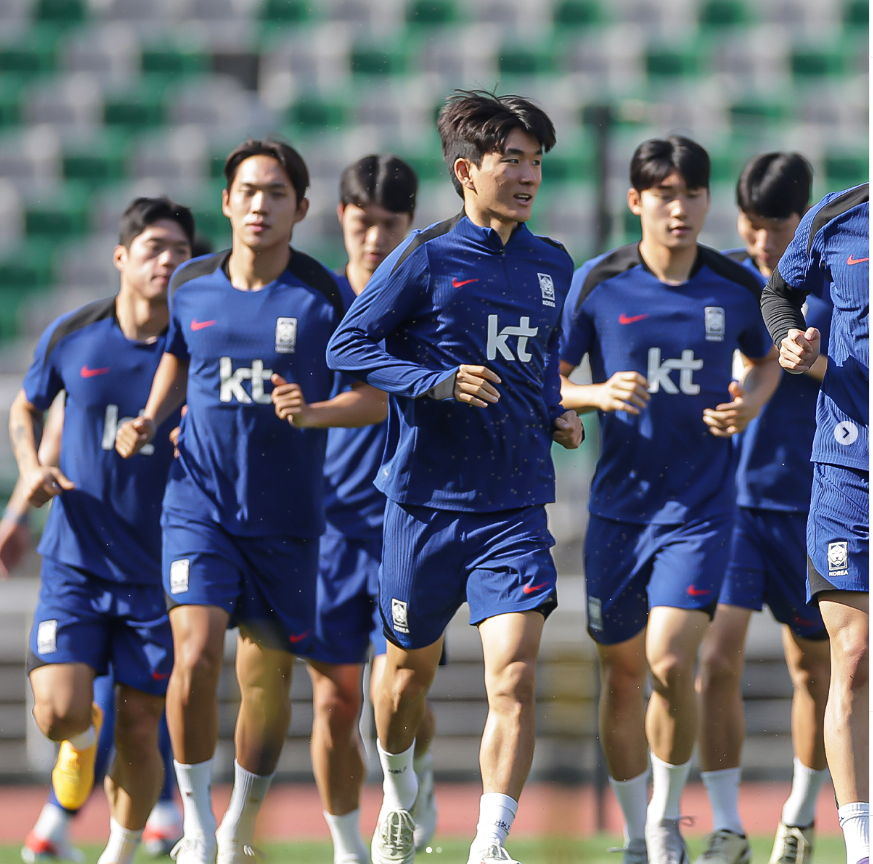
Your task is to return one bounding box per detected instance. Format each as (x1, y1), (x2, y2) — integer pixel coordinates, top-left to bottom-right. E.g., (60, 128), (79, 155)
(412, 752), (437, 851)
(607, 837), (649, 863)
(216, 840), (263, 864)
(21, 833), (85, 864)
(371, 808), (416, 864)
(466, 843), (521, 864)
(693, 830), (751, 864)
(645, 818), (690, 864)
(170, 837), (217, 864)
(768, 822), (815, 864)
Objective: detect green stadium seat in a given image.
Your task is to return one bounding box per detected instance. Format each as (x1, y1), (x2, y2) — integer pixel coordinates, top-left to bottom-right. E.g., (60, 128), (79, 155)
(0, 76), (25, 128)
(288, 96), (348, 130)
(25, 183), (92, 240)
(0, 241), (56, 292)
(189, 204), (231, 250)
(844, 0), (868, 30)
(141, 48), (210, 77)
(790, 48), (845, 78)
(406, 0), (458, 25)
(708, 150), (745, 185)
(0, 28), (58, 76)
(824, 153), (868, 189)
(35, 0), (87, 23)
(258, 0), (311, 23)
(646, 46), (704, 78)
(399, 152), (446, 184)
(103, 78), (168, 130)
(728, 100), (790, 129)
(699, 0), (750, 28)
(498, 45), (556, 76)
(62, 135), (130, 186)
(541, 152), (593, 183)
(553, 0), (604, 27)
(0, 287), (26, 340)
(350, 45), (406, 76)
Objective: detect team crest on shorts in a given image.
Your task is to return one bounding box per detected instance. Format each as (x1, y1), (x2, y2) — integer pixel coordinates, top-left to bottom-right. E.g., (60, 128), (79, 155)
(170, 558), (190, 594)
(538, 273), (556, 307)
(827, 541), (849, 577)
(275, 317), (298, 354)
(704, 306), (725, 342)
(391, 598), (410, 634)
(37, 619), (58, 654)
(588, 596), (603, 631)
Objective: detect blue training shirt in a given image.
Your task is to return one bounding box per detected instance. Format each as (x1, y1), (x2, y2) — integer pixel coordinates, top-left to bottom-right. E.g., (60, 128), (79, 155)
(724, 251), (834, 512)
(22, 297), (181, 583)
(765, 184), (869, 472)
(327, 211), (575, 512)
(164, 249), (345, 538)
(561, 243), (771, 525)
(323, 272), (388, 540)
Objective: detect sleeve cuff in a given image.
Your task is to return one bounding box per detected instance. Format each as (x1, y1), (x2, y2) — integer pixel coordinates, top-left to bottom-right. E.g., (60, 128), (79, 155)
(424, 369), (457, 401)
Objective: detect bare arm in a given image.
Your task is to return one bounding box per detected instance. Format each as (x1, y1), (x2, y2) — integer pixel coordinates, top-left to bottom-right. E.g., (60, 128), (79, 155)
(804, 353), (828, 382)
(272, 375), (389, 428)
(559, 360), (650, 415)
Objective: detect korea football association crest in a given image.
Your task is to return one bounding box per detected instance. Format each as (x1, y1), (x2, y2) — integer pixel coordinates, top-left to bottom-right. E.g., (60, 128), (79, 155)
(538, 273), (556, 307)
(704, 306), (725, 342)
(275, 317), (298, 354)
(391, 598), (410, 634)
(827, 541), (849, 577)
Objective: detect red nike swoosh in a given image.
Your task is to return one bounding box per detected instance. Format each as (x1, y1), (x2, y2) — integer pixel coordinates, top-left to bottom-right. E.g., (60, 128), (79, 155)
(288, 630), (311, 644)
(619, 313), (649, 325)
(687, 586), (712, 597)
(452, 278), (478, 288)
(81, 365), (110, 378)
(191, 319), (217, 331)
(847, 255), (869, 265)
(522, 581), (550, 595)
(151, 671), (171, 681)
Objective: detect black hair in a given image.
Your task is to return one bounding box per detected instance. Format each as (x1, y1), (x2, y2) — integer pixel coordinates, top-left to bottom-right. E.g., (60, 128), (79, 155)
(118, 197), (195, 249)
(630, 136), (710, 192)
(437, 89), (557, 198)
(340, 154), (418, 214)
(224, 137), (310, 204)
(736, 152), (812, 219)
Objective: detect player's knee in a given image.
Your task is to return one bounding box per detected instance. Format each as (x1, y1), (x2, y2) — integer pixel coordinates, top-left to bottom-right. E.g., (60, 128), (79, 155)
(33, 699), (92, 741)
(599, 655), (648, 696)
(649, 651), (694, 694)
(697, 645), (742, 692)
(313, 682), (363, 734)
(487, 659), (537, 708)
(834, 636), (868, 694)
(173, 639), (223, 687)
(790, 650), (831, 698)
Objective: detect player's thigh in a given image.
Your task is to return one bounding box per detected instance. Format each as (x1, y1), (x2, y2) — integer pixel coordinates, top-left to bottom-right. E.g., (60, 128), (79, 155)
(479, 610), (544, 702)
(646, 605), (710, 678)
(698, 604), (753, 679)
(168, 604), (229, 675)
(817, 590), (869, 669)
(113, 683), (164, 755)
(584, 515), (655, 646)
(782, 626), (830, 689)
(718, 507), (767, 613)
(594, 628), (649, 689)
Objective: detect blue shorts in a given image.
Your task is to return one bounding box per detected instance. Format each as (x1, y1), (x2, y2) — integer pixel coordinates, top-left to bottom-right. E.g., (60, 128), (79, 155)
(722, 508), (826, 639)
(807, 463), (869, 600)
(584, 513), (731, 645)
(28, 557), (173, 697)
(305, 523), (385, 665)
(162, 508), (318, 654)
(380, 501), (557, 650)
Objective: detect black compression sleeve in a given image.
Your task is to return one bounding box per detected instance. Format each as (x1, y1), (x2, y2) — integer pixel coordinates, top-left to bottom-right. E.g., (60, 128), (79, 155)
(760, 265), (809, 349)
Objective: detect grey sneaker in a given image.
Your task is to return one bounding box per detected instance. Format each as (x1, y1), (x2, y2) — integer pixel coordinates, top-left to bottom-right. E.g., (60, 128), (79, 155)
(645, 819), (690, 864)
(694, 830), (751, 864)
(466, 844), (521, 864)
(769, 822), (815, 864)
(607, 837), (648, 863)
(412, 752), (437, 851)
(371, 808), (415, 864)
(169, 838), (217, 864)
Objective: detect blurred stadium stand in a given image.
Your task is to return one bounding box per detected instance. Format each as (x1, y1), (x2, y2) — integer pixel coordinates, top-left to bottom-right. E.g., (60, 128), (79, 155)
(0, 0), (866, 786)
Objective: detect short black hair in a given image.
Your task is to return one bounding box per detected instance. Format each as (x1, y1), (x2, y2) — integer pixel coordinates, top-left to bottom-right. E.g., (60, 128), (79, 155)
(736, 152), (812, 220)
(224, 137), (310, 204)
(118, 197), (195, 248)
(630, 136), (710, 192)
(340, 154), (418, 215)
(437, 89), (557, 198)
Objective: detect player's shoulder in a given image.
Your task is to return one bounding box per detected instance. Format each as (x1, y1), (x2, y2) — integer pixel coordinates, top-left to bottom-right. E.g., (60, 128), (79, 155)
(697, 245), (765, 297)
(572, 243), (643, 308)
(721, 247), (751, 265)
(806, 183), (869, 252)
(169, 250), (228, 300)
(389, 211), (466, 274)
(285, 248), (346, 322)
(529, 230), (574, 270)
(40, 295), (117, 362)
(331, 269), (358, 313)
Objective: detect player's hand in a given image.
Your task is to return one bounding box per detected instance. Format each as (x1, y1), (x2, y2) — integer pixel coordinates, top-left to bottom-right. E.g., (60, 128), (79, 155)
(0, 516), (30, 577)
(702, 380), (759, 438)
(552, 410), (584, 449)
(271, 374), (313, 427)
(169, 405), (187, 458)
(779, 327), (821, 374)
(595, 371), (650, 414)
(115, 416), (156, 458)
(21, 465), (74, 508)
(454, 365), (501, 407)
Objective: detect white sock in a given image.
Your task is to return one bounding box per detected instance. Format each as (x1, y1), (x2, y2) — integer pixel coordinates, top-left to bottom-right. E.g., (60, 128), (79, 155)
(174, 759), (217, 840)
(471, 793), (518, 853)
(377, 740), (418, 811)
(413, 749), (433, 778)
(838, 802), (869, 864)
(648, 754), (691, 822)
(67, 725), (96, 751)
(701, 767), (744, 835)
(324, 810), (368, 864)
(97, 818), (142, 864)
(32, 802), (72, 843)
(216, 761), (273, 848)
(609, 770), (649, 842)
(782, 758), (829, 827)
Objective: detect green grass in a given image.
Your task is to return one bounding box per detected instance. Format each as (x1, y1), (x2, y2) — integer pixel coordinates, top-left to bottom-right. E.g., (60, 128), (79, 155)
(0, 835), (847, 863)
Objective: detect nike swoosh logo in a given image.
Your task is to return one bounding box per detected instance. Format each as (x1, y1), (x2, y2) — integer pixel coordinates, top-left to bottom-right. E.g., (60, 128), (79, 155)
(151, 671), (171, 681)
(288, 630), (311, 644)
(81, 365), (110, 378)
(619, 313), (649, 325)
(687, 586), (712, 597)
(847, 255), (869, 265)
(191, 319), (217, 330)
(522, 581), (550, 595)
(452, 278), (478, 288)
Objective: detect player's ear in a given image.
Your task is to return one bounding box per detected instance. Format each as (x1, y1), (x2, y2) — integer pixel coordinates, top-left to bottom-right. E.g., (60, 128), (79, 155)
(221, 188), (231, 219)
(454, 158), (475, 193)
(294, 197), (310, 224)
(627, 187), (642, 215)
(337, 202), (345, 225)
(113, 244), (128, 273)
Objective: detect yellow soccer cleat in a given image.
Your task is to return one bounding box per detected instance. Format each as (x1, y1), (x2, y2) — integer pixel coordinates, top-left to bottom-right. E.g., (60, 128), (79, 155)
(51, 703), (104, 811)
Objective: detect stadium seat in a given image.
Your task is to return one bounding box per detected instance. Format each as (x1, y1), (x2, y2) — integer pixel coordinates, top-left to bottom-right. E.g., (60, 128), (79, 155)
(349, 44), (406, 76)
(35, 0), (87, 23)
(398, 150), (446, 184)
(0, 240), (56, 293)
(0, 75), (24, 128)
(405, 0), (458, 25)
(728, 100), (790, 130)
(25, 72), (103, 129)
(645, 45), (704, 78)
(790, 47), (845, 78)
(103, 77), (168, 130)
(288, 95), (349, 131)
(258, 0), (311, 23)
(498, 44), (556, 76)
(62, 133), (130, 186)
(0, 27), (58, 76)
(24, 182), (92, 240)
(698, 0), (750, 28)
(60, 22), (141, 82)
(824, 153), (868, 190)
(553, 0), (604, 27)
(844, 0), (867, 30)
(141, 47), (210, 77)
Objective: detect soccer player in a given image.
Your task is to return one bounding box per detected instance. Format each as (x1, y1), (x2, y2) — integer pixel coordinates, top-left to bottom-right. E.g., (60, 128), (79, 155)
(115, 138), (383, 864)
(761, 183), (869, 864)
(8, 197), (193, 864)
(327, 90), (584, 864)
(294, 153), (438, 864)
(694, 153), (832, 864)
(559, 137), (781, 864)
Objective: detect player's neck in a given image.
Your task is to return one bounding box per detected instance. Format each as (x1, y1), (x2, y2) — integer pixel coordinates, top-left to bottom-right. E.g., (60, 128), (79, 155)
(463, 202), (517, 246)
(227, 242), (291, 292)
(115, 288), (167, 342)
(345, 262), (371, 296)
(638, 237), (699, 285)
